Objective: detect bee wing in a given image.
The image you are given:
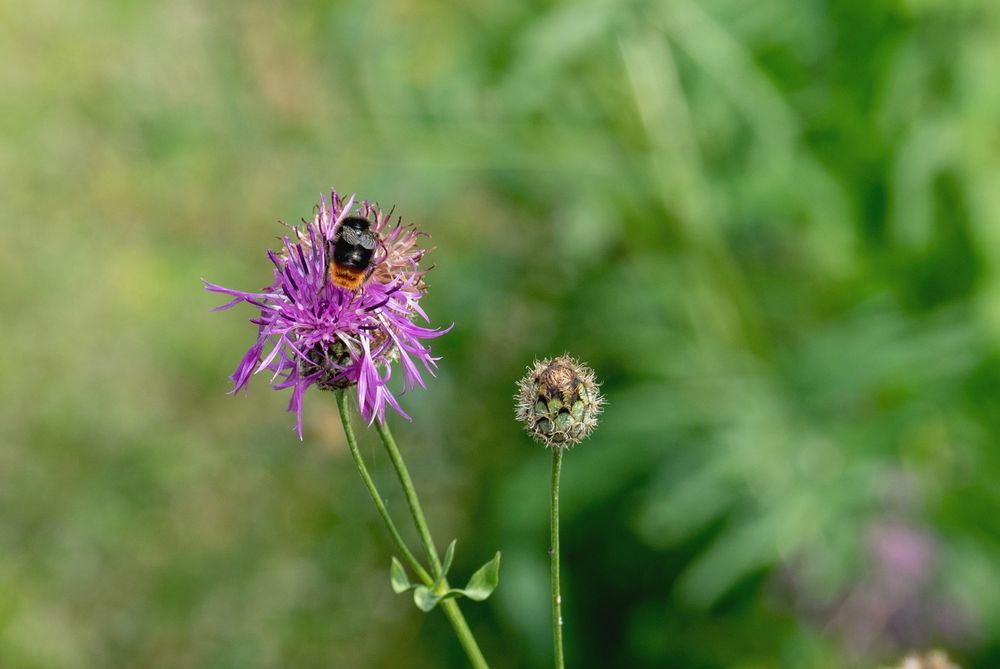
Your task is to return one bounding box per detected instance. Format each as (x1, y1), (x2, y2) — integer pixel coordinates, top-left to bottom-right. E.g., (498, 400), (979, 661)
(339, 225), (378, 249)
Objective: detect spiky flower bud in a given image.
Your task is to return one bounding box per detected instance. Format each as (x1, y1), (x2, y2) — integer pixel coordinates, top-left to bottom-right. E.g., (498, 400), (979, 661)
(882, 651), (960, 669)
(515, 355), (604, 448)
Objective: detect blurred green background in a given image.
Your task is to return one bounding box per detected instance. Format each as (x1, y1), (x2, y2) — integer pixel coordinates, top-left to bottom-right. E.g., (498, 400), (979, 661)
(3, 0), (1000, 667)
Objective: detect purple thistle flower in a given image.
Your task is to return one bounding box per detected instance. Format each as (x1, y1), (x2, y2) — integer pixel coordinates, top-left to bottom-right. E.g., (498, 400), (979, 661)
(205, 190), (450, 437)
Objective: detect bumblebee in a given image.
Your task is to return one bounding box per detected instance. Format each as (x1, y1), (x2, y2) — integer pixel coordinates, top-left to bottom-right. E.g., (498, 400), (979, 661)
(328, 216), (378, 291)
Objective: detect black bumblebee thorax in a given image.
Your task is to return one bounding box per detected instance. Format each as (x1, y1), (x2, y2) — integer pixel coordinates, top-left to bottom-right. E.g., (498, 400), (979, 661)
(328, 216), (378, 290)
(331, 216), (377, 270)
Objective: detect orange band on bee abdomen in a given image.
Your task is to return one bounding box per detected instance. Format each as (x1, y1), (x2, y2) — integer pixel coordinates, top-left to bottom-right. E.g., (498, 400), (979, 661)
(329, 263), (365, 291)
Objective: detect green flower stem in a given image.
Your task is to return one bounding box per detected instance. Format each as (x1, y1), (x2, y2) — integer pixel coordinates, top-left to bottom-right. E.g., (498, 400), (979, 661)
(335, 391), (431, 584)
(550, 447), (565, 669)
(373, 419), (441, 572)
(374, 419), (490, 669)
(439, 599), (488, 669)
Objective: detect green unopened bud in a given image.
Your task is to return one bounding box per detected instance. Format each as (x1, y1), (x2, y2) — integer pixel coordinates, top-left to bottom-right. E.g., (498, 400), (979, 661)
(515, 355), (604, 448)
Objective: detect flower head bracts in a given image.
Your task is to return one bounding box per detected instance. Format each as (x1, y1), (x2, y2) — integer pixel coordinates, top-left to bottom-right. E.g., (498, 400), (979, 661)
(205, 190), (449, 437)
(515, 355), (604, 448)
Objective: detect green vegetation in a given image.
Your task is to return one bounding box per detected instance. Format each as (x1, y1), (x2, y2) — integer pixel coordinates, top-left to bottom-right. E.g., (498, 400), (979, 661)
(2, 0), (1000, 667)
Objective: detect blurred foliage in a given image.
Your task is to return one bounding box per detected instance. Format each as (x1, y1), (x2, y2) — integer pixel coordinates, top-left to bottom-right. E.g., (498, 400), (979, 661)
(3, 0), (1000, 667)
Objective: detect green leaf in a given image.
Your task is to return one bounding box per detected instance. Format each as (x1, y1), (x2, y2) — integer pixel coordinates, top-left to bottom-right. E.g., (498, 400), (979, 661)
(413, 585), (442, 612)
(440, 539), (457, 579)
(459, 552), (502, 601)
(390, 557), (414, 594)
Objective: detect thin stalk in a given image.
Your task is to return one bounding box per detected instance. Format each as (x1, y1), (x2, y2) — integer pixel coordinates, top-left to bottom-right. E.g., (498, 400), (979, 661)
(550, 447), (565, 669)
(439, 600), (488, 669)
(335, 391), (431, 585)
(373, 419), (441, 571)
(374, 419), (490, 669)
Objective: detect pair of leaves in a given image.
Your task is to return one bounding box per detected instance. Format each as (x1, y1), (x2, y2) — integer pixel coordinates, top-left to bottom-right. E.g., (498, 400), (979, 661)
(391, 540), (501, 612)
